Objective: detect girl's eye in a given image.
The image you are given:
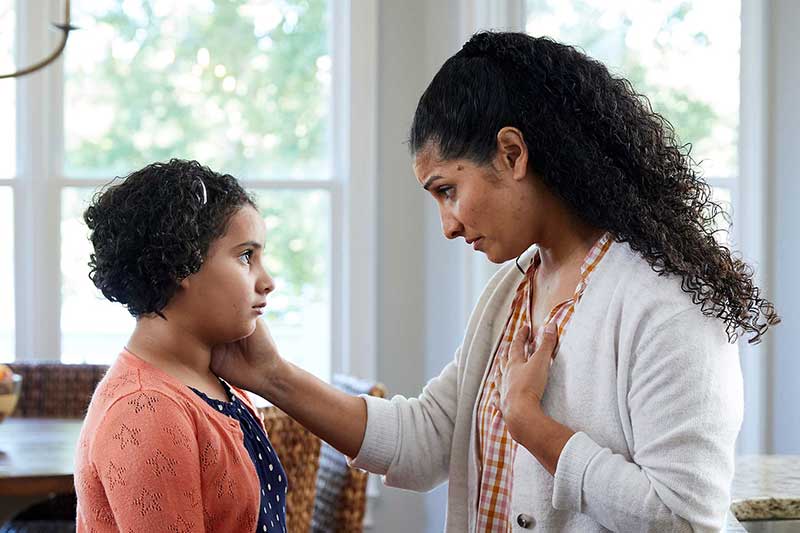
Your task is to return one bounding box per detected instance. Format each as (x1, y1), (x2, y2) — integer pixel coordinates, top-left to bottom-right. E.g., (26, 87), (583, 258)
(239, 250), (253, 265)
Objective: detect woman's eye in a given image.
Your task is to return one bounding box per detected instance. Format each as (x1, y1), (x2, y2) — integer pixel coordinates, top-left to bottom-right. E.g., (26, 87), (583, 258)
(239, 250), (253, 265)
(437, 186), (454, 199)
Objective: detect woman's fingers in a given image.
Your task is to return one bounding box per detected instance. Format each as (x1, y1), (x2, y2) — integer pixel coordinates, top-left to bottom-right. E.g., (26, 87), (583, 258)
(509, 324), (531, 363)
(493, 322), (559, 427)
(492, 366), (503, 410)
(531, 323), (558, 366)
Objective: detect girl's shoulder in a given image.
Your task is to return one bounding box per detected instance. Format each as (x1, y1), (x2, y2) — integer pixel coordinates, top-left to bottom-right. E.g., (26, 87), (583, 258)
(85, 351), (205, 435)
(91, 353), (172, 405)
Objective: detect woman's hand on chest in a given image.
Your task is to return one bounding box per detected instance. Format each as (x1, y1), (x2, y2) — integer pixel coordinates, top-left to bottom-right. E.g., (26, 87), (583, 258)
(494, 323), (575, 475)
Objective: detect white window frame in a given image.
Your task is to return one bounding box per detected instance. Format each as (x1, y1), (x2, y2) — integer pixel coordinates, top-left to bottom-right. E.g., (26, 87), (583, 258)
(8, 0), (378, 383)
(736, 0), (771, 455)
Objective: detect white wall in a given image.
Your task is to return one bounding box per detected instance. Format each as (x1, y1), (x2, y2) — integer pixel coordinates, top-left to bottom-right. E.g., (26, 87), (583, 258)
(420, 5), (468, 530)
(372, 2), (433, 532)
(768, 0), (800, 453)
(373, 2), (479, 531)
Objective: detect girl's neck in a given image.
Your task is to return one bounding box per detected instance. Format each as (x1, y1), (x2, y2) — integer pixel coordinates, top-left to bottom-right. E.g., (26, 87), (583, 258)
(126, 314), (216, 384)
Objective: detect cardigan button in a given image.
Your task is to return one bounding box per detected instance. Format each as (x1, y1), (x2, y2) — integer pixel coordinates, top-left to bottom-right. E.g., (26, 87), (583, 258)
(516, 513), (534, 529)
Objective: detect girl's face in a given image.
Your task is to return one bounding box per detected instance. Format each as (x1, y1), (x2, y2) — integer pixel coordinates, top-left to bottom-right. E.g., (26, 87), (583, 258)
(175, 205), (274, 344)
(413, 133), (545, 263)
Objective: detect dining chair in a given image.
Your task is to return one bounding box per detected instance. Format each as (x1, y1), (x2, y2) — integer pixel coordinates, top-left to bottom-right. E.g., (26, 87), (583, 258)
(1, 362), (108, 533)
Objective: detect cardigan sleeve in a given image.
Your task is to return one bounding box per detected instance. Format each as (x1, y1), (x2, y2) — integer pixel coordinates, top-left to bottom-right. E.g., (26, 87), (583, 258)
(552, 308), (743, 532)
(350, 349), (461, 492)
(349, 257), (521, 493)
(90, 390), (207, 532)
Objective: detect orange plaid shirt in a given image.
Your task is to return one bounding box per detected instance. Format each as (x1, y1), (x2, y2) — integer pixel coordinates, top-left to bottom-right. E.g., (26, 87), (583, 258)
(475, 234), (613, 531)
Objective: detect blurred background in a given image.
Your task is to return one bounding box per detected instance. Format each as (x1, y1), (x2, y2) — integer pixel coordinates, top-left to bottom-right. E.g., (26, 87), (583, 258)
(0, 1), (797, 531)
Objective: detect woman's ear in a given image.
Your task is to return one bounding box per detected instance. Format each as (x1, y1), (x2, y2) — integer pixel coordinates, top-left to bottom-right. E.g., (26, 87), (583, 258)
(495, 127), (529, 182)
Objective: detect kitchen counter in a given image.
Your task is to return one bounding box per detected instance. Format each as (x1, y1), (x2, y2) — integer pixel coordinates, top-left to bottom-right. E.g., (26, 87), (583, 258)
(725, 455), (800, 532)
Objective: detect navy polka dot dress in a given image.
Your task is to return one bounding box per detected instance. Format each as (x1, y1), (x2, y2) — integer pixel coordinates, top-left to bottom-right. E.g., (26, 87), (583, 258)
(191, 380), (288, 533)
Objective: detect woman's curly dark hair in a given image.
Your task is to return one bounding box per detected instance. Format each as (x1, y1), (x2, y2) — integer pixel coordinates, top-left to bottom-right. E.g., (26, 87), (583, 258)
(410, 31), (779, 344)
(84, 159), (256, 318)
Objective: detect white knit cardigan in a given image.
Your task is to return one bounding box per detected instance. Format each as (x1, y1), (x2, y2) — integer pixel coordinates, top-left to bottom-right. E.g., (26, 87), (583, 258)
(352, 241), (743, 532)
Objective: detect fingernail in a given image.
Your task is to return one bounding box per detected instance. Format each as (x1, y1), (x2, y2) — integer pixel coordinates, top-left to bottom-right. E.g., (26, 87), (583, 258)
(544, 323), (557, 335)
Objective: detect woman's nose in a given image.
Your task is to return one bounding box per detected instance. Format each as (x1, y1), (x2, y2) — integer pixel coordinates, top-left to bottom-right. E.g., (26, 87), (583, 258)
(441, 211), (464, 240)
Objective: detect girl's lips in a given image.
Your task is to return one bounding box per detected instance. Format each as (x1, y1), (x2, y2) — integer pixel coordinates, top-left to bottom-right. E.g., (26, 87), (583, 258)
(472, 237), (483, 251)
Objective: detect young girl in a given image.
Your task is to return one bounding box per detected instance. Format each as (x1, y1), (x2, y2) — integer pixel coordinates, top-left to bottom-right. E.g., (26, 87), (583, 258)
(74, 159), (288, 532)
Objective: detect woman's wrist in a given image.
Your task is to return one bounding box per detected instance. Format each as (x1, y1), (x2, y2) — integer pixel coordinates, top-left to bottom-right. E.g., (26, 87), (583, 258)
(253, 356), (294, 402)
(253, 358), (368, 458)
(516, 408), (575, 476)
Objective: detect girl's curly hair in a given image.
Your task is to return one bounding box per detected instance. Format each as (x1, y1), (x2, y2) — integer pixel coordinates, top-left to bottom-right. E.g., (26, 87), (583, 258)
(84, 159), (256, 318)
(410, 31), (779, 344)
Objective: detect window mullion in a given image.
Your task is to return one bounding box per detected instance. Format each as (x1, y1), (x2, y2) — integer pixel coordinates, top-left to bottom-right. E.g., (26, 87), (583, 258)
(341, 0), (378, 381)
(14, 0), (42, 362)
(14, 0), (62, 361)
(50, 0), (66, 361)
(330, 0), (346, 378)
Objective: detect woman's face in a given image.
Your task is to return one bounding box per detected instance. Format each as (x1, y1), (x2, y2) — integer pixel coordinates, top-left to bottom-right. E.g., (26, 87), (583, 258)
(413, 135), (545, 263)
(175, 205), (274, 343)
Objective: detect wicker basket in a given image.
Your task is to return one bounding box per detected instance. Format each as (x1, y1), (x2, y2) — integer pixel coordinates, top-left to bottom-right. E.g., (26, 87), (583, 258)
(311, 378), (386, 533)
(261, 405), (322, 533)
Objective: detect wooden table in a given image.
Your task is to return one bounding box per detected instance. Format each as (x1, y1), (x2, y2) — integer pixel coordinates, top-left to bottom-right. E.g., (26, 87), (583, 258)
(0, 418), (83, 522)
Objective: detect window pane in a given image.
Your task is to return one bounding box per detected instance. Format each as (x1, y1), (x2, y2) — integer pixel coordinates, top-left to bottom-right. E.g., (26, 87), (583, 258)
(526, 0), (740, 178)
(710, 185), (733, 246)
(254, 189), (331, 380)
(64, 0), (331, 180)
(0, 0), (15, 178)
(61, 188), (134, 364)
(0, 188), (13, 362)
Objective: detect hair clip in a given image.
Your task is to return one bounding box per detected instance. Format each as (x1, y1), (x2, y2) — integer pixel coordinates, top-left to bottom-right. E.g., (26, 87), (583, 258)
(193, 177), (208, 206)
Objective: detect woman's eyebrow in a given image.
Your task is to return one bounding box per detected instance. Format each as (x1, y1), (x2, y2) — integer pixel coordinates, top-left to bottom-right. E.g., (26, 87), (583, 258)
(423, 175), (445, 191)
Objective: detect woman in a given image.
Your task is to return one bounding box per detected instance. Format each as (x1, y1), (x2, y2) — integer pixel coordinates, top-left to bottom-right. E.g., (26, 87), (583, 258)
(75, 159), (288, 532)
(212, 32), (779, 532)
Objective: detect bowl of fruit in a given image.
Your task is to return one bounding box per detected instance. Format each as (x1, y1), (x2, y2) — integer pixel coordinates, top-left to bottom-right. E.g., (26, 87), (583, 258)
(0, 364), (21, 423)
